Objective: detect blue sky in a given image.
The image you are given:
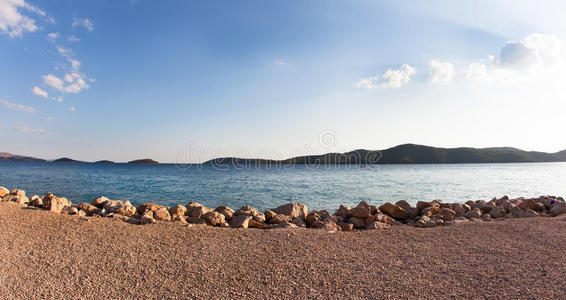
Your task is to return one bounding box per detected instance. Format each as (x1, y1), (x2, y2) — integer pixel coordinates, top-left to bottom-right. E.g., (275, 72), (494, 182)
(1, 0), (566, 162)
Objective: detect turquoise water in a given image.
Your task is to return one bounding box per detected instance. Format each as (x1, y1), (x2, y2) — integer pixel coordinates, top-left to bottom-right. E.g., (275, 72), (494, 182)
(0, 162), (565, 211)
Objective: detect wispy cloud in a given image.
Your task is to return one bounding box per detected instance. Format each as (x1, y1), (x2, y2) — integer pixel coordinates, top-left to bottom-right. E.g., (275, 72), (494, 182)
(1, 99), (35, 113)
(72, 17), (94, 31)
(41, 45), (91, 94)
(273, 60), (285, 65)
(31, 86), (48, 98)
(68, 35), (80, 42)
(57, 46), (73, 58)
(15, 123), (50, 135)
(69, 106), (75, 112)
(357, 64), (416, 89)
(47, 32), (60, 40)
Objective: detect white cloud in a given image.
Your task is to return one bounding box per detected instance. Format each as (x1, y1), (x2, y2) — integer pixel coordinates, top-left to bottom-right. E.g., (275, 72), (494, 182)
(68, 35), (79, 42)
(72, 17), (94, 31)
(69, 106), (75, 111)
(466, 33), (566, 83)
(31, 86), (48, 98)
(0, 0), (40, 37)
(57, 46), (72, 58)
(47, 32), (59, 40)
(42, 74), (64, 90)
(41, 48), (90, 94)
(357, 64), (416, 89)
(1, 99), (35, 113)
(43, 72), (89, 94)
(50, 96), (62, 102)
(429, 60), (454, 84)
(15, 123), (50, 135)
(273, 60), (285, 65)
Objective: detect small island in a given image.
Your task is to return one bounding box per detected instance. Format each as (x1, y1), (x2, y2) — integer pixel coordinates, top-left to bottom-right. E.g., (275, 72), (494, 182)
(52, 158), (83, 163)
(128, 158), (158, 164)
(93, 160), (115, 164)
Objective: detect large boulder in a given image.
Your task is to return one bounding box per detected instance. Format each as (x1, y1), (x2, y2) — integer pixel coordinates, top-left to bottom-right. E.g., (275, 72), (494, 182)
(544, 197), (564, 209)
(169, 204), (187, 218)
(373, 213), (395, 225)
(77, 203), (101, 216)
(550, 204), (566, 217)
(510, 205), (526, 218)
(264, 209), (277, 221)
(272, 203), (308, 219)
(0, 186), (9, 198)
(154, 207), (171, 221)
(3, 189), (29, 205)
(437, 208), (456, 221)
(248, 219), (267, 229)
(523, 209), (538, 218)
(479, 201), (496, 214)
(229, 215), (253, 228)
(379, 202), (408, 219)
(137, 203), (163, 215)
(28, 195), (42, 207)
(291, 218), (307, 227)
(269, 214), (292, 224)
(451, 203), (469, 217)
(42, 192), (71, 213)
(396, 200), (419, 219)
(347, 206), (371, 219)
(234, 205), (265, 222)
(91, 196), (110, 208)
(416, 201), (437, 212)
(214, 206), (234, 220)
(186, 203), (211, 219)
(465, 208), (482, 219)
(333, 205), (350, 218)
(305, 210), (331, 226)
(103, 200), (136, 216)
(62, 206), (79, 215)
(489, 206), (507, 219)
(202, 211), (225, 226)
(348, 216), (366, 229)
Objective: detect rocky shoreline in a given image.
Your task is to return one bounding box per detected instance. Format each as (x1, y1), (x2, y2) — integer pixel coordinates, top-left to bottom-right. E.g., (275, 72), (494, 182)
(1, 186), (565, 231)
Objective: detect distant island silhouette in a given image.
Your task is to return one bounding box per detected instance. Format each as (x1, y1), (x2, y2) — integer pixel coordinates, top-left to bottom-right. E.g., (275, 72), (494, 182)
(53, 158), (84, 163)
(2, 144), (566, 165)
(204, 144), (566, 165)
(94, 160), (115, 164)
(128, 159), (159, 164)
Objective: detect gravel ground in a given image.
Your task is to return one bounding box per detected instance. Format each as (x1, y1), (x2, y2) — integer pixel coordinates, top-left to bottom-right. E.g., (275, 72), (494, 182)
(1, 202), (566, 299)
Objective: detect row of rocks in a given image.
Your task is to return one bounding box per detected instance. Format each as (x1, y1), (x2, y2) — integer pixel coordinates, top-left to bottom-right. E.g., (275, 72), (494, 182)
(1, 186), (565, 231)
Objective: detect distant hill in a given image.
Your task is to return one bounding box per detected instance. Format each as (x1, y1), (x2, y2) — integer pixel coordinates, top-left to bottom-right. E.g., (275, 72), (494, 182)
(0, 152), (46, 162)
(205, 144), (566, 165)
(94, 160), (115, 164)
(128, 158), (158, 164)
(52, 157), (84, 163)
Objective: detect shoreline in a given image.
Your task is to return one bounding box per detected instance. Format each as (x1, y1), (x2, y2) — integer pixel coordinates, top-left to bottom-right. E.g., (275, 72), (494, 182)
(2, 185), (565, 230)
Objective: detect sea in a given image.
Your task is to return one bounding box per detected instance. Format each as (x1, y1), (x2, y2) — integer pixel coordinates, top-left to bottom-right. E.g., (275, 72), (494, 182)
(1, 161), (565, 211)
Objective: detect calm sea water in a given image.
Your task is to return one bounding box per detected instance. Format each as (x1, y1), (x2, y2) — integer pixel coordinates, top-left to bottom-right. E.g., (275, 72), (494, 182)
(0, 162), (565, 211)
